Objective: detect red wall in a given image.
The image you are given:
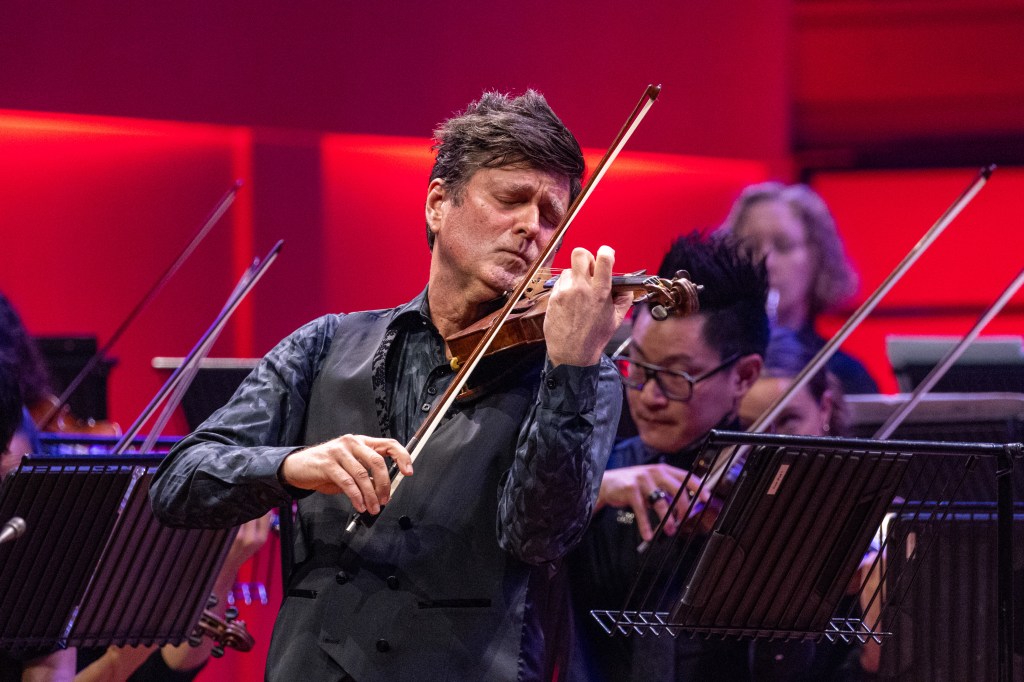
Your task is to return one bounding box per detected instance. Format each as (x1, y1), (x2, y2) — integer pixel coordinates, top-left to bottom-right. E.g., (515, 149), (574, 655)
(0, 2), (792, 170)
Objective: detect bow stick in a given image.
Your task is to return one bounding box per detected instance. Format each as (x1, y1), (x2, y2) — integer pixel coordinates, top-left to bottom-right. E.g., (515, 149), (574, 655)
(873, 264), (1024, 440)
(113, 240), (282, 454)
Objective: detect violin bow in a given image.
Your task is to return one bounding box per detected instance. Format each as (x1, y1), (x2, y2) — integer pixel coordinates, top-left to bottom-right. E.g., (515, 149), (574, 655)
(38, 180), (243, 430)
(873, 263), (1024, 440)
(346, 84), (662, 533)
(700, 164), (996, 492)
(113, 240), (283, 454)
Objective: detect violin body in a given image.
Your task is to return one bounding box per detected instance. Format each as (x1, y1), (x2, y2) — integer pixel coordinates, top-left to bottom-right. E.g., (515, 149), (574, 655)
(445, 271), (701, 367)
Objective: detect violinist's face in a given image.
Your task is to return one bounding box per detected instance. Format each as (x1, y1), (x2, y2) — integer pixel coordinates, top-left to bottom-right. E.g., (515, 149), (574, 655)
(737, 199), (816, 328)
(739, 376), (833, 436)
(425, 164), (570, 305)
(626, 311), (760, 453)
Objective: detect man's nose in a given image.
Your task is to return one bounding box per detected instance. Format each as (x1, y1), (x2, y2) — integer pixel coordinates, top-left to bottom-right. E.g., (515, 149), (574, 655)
(513, 205), (542, 239)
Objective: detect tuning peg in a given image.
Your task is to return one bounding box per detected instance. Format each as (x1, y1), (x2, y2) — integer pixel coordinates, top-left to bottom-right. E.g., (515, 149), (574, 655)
(226, 606), (239, 621)
(188, 631), (203, 648)
(212, 645), (225, 658)
(206, 594), (218, 608)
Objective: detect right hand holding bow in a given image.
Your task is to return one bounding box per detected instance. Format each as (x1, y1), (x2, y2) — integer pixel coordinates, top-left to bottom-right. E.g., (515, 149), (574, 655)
(280, 435), (414, 514)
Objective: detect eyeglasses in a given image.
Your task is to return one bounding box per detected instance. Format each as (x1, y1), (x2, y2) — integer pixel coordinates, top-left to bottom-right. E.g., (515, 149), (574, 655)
(611, 352), (741, 402)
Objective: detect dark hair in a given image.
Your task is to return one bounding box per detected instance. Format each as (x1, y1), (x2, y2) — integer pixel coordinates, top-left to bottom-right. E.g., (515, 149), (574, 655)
(762, 326), (848, 435)
(0, 293), (52, 405)
(719, 182), (858, 320)
(0, 350), (22, 452)
(426, 90), (585, 249)
(655, 231), (770, 360)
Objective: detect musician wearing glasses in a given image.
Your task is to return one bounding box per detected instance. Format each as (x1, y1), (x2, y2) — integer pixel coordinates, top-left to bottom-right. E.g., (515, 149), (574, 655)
(568, 232), (768, 682)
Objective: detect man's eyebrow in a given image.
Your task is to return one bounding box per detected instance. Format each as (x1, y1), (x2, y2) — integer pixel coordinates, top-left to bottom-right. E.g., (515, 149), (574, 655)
(498, 181), (537, 194)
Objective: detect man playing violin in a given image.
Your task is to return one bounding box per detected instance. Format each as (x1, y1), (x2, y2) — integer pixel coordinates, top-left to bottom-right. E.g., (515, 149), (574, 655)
(568, 232), (768, 682)
(151, 90), (632, 682)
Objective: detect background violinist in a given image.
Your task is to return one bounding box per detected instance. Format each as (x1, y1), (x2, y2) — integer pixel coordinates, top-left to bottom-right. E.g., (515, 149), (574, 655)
(151, 89), (632, 682)
(568, 232), (768, 682)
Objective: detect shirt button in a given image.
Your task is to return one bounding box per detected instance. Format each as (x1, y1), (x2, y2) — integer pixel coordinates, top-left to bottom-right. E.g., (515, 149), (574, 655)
(546, 378), (556, 389)
(334, 570), (349, 585)
(386, 575), (400, 590)
(421, 403), (431, 412)
(426, 386), (437, 395)
(376, 639), (391, 653)
(398, 515), (413, 530)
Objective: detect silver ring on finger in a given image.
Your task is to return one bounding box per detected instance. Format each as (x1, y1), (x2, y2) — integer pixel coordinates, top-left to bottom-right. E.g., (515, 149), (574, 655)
(646, 488), (671, 507)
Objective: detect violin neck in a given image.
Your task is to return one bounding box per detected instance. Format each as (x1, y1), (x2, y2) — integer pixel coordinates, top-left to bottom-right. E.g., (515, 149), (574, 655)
(541, 273), (649, 291)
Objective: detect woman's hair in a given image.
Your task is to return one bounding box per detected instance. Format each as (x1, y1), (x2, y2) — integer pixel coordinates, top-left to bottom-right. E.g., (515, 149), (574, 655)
(762, 326), (849, 436)
(720, 182), (858, 320)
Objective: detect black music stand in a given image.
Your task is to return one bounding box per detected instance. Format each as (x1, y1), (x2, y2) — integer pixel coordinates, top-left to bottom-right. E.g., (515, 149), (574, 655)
(591, 432), (1024, 682)
(0, 455), (234, 652)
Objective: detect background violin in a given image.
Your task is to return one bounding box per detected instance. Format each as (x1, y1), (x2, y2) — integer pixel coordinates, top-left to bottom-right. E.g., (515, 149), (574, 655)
(29, 393), (121, 437)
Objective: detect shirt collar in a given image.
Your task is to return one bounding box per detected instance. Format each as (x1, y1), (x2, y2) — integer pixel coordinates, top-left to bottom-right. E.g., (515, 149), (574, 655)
(388, 287), (434, 331)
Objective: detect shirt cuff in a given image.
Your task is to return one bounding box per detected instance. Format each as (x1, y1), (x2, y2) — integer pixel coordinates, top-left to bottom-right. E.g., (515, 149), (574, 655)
(240, 446), (315, 499)
(538, 357), (600, 413)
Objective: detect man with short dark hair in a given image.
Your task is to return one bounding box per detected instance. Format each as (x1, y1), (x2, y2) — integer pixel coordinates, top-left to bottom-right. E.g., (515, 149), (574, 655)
(151, 90), (632, 681)
(569, 232), (769, 681)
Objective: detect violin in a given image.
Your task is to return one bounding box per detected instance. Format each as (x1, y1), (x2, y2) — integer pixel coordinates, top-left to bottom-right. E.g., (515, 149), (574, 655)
(188, 598), (255, 656)
(29, 394), (121, 437)
(445, 269), (702, 368)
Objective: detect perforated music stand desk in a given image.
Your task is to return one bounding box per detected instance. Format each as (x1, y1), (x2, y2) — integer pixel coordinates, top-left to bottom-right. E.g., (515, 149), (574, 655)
(0, 455), (234, 652)
(591, 431), (1023, 682)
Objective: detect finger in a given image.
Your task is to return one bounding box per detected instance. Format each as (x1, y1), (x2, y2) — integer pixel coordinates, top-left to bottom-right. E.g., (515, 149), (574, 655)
(651, 499), (679, 536)
(570, 246), (596, 277)
(351, 439), (394, 507)
(373, 438), (414, 477)
(323, 461), (371, 514)
(324, 439), (380, 513)
(593, 244), (615, 284)
(630, 491), (654, 542)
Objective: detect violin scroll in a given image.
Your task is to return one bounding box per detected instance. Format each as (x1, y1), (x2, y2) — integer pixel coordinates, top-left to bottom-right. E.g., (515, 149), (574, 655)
(640, 270), (701, 321)
(189, 601), (255, 655)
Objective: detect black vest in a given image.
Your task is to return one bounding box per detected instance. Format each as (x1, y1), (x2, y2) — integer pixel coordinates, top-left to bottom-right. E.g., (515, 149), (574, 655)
(267, 307), (556, 682)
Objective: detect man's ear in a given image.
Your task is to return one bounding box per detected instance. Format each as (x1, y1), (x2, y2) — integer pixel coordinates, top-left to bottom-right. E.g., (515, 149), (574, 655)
(425, 178), (446, 237)
(733, 354), (764, 397)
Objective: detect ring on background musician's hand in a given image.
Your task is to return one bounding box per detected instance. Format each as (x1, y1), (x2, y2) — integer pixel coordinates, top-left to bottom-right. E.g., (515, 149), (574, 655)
(646, 489), (671, 507)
